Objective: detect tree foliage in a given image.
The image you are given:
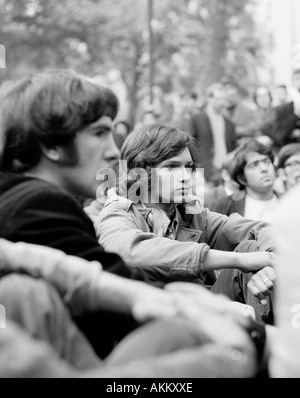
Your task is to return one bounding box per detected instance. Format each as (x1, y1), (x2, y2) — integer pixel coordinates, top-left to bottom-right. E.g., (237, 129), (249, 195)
(0, 0), (262, 125)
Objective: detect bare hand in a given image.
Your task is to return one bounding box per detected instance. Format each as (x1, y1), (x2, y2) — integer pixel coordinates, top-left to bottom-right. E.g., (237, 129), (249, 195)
(131, 287), (177, 323)
(165, 283), (255, 350)
(247, 266), (276, 305)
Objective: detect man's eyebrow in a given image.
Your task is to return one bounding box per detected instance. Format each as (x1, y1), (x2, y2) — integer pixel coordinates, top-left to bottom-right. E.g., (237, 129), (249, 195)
(91, 124), (112, 132)
(160, 160), (194, 167)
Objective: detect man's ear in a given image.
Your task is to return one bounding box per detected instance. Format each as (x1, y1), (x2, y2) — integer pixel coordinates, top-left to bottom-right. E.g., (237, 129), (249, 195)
(40, 144), (61, 162)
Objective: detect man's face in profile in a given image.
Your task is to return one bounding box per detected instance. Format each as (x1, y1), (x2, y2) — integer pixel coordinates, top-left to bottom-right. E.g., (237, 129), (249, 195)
(59, 116), (120, 199)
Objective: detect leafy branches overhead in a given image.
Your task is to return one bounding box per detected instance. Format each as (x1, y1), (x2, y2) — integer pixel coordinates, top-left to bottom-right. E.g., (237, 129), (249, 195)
(1, 0), (262, 122)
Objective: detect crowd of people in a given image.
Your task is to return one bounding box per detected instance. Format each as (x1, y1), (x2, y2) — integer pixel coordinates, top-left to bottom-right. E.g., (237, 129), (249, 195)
(0, 68), (299, 378)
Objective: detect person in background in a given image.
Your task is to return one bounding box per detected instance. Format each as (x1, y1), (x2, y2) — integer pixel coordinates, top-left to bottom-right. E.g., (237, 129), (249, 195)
(189, 82), (236, 186)
(113, 119), (132, 150)
(222, 79), (257, 145)
(204, 150), (240, 212)
(275, 143), (300, 194)
(176, 91), (200, 132)
(272, 84), (290, 108)
(252, 86), (276, 148)
(210, 139), (279, 325)
(137, 104), (160, 129)
(212, 139), (279, 224)
(273, 69), (300, 148)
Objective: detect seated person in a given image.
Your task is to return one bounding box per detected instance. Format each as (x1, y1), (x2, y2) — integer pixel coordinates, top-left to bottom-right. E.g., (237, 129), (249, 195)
(212, 139), (280, 223)
(94, 124), (276, 294)
(0, 239), (260, 378)
(0, 70), (163, 358)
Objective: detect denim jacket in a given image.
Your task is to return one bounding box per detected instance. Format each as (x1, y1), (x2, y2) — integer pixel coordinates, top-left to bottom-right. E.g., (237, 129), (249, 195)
(95, 195), (276, 283)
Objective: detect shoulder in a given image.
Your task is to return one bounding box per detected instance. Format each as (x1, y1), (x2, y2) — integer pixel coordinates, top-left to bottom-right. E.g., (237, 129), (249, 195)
(97, 195), (149, 232)
(103, 195), (134, 213)
(0, 174), (85, 218)
(19, 180), (82, 212)
(275, 102), (294, 117)
(99, 195), (144, 222)
(0, 174), (68, 200)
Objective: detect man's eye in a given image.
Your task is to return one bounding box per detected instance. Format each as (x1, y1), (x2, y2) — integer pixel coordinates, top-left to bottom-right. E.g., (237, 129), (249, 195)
(95, 129), (111, 137)
(95, 131), (104, 136)
(248, 162), (257, 169)
(186, 165), (196, 173)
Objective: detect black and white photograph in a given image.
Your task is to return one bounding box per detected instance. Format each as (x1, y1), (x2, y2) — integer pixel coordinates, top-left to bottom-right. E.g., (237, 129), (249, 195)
(0, 0), (300, 382)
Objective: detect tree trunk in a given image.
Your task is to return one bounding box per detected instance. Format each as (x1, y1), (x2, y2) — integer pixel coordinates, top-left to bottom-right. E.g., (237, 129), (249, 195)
(204, 0), (228, 87)
(128, 43), (143, 127)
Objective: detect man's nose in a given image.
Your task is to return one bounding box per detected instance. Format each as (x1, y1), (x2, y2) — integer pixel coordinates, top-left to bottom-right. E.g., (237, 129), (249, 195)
(105, 133), (121, 163)
(180, 167), (192, 182)
(259, 162), (269, 172)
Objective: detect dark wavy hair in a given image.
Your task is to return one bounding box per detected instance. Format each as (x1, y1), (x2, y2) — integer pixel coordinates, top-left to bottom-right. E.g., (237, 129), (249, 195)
(119, 124), (200, 196)
(0, 70), (119, 172)
(231, 139), (275, 190)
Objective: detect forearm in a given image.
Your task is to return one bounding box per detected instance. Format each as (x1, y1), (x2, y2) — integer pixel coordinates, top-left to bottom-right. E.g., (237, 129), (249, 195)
(0, 239), (106, 316)
(0, 239), (151, 317)
(202, 250), (275, 273)
(202, 250), (242, 271)
(92, 272), (152, 316)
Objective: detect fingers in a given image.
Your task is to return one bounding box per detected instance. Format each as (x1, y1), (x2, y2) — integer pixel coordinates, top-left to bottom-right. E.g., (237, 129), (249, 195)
(262, 266), (276, 284)
(247, 283), (269, 305)
(247, 268), (276, 305)
(227, 302), (256, 322)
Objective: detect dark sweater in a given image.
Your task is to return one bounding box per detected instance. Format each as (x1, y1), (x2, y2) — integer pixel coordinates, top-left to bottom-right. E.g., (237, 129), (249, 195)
(0, 172), (140, 280)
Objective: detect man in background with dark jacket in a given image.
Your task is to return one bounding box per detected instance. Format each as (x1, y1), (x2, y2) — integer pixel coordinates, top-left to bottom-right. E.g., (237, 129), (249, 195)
(189, 83), (236, 185)
(212, 139), (279, 224)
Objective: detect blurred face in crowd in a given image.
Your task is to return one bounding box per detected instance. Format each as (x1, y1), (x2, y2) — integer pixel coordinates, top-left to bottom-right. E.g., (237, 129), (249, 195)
(243, 152), (275, 194)
(143, 111), (157, 126)
(223, 84), (240, 109)
(283, 153), (300, 190)
(113, 122), (130, 150)
(114, 122), (129, 138)
(293, 71), (300, 92)
(208, 87), (227, 114)
(151, 147), (195, 211)
(272, 85), (288, 106)
(58, 116), (120, 199)
(255, 87), (272, 110)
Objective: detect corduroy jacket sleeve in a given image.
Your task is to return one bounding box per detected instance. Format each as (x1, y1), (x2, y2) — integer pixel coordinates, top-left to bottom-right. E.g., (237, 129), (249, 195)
(96, 200), (210, 283)
(200, 209), (276, 253)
